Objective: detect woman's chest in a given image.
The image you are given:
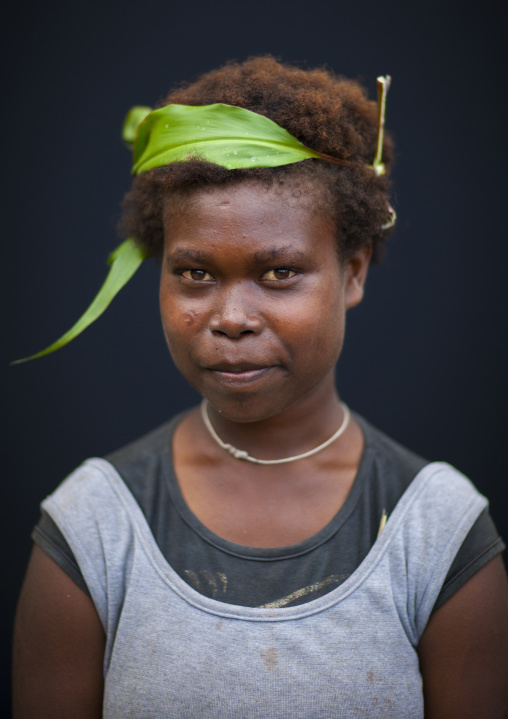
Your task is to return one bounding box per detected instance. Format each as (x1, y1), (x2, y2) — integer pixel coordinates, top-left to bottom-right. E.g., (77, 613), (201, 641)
(174, 461), (358, 547)
(171, 409), (364, 547)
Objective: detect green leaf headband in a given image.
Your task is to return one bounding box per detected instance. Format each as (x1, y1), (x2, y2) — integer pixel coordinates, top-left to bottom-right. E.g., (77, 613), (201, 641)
(13, 76), (393, 363)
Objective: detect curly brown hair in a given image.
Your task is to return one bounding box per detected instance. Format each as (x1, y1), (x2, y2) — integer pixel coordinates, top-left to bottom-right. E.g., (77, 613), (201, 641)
(119, 56), (394, 264)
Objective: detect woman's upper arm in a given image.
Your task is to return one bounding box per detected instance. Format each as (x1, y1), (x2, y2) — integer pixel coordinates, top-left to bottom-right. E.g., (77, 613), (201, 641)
(13, 544), (105, 719)
(418, 554), (508, 719)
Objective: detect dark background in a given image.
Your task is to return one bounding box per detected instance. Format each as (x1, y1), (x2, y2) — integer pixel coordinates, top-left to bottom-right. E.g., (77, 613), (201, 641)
(2, 0), (507, 712)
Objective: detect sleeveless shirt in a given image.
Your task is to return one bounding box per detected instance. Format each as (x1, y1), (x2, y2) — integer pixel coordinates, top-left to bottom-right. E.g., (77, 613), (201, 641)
(41, 441), (489, 717)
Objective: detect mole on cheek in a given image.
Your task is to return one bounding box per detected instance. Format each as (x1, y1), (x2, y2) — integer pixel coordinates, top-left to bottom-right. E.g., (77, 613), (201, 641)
(183, 311), (198, 326)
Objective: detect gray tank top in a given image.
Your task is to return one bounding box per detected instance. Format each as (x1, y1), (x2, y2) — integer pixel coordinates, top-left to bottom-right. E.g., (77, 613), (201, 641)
(42, 458), (487, 718)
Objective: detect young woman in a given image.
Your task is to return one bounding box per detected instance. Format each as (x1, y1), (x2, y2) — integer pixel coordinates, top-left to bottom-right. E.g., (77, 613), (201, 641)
(13, 57), (508, 718)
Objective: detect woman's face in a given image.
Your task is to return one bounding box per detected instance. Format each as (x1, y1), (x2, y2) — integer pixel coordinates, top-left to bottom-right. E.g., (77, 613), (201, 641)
(160, 181), (369, 423)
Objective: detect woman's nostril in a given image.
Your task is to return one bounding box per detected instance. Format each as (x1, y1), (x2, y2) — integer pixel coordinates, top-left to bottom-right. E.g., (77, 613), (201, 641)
(208, 308), (262, 337)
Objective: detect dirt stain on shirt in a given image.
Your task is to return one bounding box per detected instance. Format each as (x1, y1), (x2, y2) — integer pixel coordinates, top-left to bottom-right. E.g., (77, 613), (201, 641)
(260, 647), (279, 670)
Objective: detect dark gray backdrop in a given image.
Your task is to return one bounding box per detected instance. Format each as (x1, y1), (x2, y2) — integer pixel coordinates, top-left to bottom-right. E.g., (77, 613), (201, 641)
(2, 0), (507, 712)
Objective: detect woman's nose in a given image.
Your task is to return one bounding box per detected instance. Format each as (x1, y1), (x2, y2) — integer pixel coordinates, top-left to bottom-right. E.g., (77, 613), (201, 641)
(208, 285), (263, 338)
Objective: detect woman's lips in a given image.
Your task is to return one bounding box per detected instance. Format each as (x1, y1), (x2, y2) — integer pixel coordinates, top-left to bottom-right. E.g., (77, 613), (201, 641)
(207, 364), (275, 385)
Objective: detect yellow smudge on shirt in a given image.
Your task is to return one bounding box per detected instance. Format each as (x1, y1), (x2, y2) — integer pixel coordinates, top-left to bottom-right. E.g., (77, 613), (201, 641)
(377, 510), (388, 537)
(258, 574), (343, 609)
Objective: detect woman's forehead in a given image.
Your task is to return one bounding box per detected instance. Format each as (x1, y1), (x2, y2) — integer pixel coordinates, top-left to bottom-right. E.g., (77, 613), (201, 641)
(162, 179), (336, 234)
(164, 175), (332, 212)
(162, 183), (340, 269)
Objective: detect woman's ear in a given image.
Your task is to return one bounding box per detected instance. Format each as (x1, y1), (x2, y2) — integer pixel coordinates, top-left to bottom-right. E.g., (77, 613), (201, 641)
(344, 244), (372, 309)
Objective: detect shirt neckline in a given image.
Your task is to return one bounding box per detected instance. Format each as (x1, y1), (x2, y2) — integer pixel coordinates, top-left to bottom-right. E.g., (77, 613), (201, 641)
(162, 410), (376, 561)
(92, 456), (451, 621)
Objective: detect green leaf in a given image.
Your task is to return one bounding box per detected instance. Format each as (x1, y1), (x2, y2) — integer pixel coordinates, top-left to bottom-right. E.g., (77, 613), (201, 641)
(12, 238), (149, 364)
(130, 103), (325, 175)
(122, 106), (152, 146)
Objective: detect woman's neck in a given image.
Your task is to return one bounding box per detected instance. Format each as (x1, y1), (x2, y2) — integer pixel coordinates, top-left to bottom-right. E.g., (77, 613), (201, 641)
(204, 378), (344, 463)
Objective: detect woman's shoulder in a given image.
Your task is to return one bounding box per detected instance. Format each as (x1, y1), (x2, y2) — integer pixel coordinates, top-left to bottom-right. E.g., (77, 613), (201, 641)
(354, 413), (429, 517)
(105, 410), (187, 472)
(40, 411), (187, 534)
(355, 412), (487, 511)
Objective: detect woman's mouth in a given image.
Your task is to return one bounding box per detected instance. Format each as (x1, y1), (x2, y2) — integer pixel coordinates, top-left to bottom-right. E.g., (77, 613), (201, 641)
(206, 363), (275, 385)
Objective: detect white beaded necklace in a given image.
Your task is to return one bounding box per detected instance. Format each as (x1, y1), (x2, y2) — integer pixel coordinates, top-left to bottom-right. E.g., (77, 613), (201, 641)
(200, 399), (350, 465)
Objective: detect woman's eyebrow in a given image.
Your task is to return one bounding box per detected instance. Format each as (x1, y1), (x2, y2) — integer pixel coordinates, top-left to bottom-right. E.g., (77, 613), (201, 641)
(166, 248), (212, 265)
(253, 246), (307, 263)
(167, 246), (308, 265)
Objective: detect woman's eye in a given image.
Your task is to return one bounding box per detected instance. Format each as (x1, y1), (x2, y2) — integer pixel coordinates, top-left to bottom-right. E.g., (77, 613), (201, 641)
(181, 269), (214, 281)
(262, 268), (296, 281)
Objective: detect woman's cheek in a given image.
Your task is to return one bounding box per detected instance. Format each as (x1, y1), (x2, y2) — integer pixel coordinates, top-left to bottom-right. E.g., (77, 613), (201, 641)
(182, 310), (199, 327)
(162, 306), (204, 362)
